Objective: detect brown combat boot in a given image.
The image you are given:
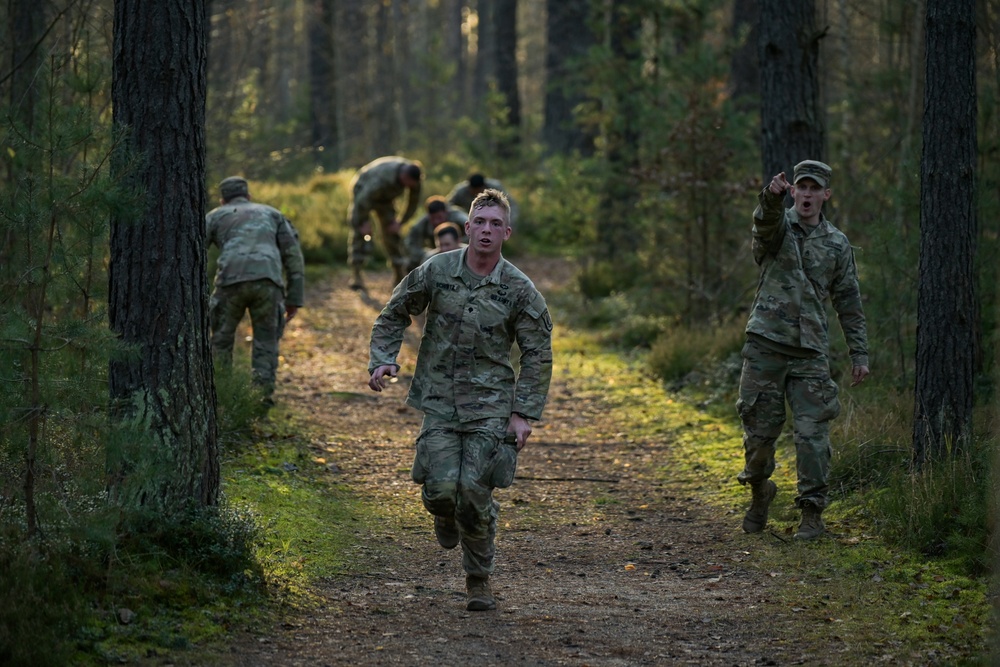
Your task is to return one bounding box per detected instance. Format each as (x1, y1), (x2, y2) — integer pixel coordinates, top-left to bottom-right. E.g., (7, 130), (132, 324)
(465, 574), (496, 611)
(433, 515), (459, 550)
(742, 479), (777, 533)
(794, 504), (825, 540)
(349, 265), (365, 290)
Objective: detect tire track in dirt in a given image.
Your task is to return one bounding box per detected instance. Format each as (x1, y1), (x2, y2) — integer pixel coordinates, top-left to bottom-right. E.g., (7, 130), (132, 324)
(232, 260), (821, 667)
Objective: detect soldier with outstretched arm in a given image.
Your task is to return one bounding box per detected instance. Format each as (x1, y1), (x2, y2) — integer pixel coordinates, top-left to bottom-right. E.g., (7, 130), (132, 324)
(736, 160), (869, 540)
(368, 189), (553, 611)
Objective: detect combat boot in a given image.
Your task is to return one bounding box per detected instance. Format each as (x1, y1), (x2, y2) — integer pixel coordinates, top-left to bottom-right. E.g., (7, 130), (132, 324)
(433, 515), (460, 550)
(742, 479), (777, 533)
(349, 265), (365, 290)
(794, 503), (825, 540)
(465, 574), (496, 611)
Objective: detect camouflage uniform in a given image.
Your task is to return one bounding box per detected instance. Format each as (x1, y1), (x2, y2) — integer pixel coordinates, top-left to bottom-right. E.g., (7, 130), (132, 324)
(369, 248), (553, 577)
(404, 206), (468, 272)
(737, 181), (868, 509)
(447, 178), (519, 225)
(207, 183), (305, 396)
(348, 156), (421, 270)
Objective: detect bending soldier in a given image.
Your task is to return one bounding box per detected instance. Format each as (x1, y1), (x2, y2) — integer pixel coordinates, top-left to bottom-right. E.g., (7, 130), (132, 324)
(446, 173), (518, 226)
(207, 176), (305, 403)
(405, 196), (468, 272)
(347, 156), (423, 289)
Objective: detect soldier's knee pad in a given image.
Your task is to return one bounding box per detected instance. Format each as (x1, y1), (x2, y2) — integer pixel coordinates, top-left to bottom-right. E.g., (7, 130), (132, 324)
(421, 482), (457, 516)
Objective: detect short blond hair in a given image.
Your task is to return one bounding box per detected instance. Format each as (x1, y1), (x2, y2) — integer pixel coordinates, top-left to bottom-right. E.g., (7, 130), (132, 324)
(470, 188), (511, 224)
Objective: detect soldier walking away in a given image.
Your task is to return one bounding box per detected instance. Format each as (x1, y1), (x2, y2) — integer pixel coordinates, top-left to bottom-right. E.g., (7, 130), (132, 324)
(405, 196), (468, 272)
(347, 156), (423, 289)
(446, 172), (519, 226)
(367, 189), (553, 611)
(207, 176), (305, 404)
(736, 161), (869, 540)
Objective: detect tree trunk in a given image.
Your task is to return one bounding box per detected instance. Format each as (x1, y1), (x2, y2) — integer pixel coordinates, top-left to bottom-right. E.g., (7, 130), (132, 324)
(109, 0), (219, 511)
(309, 0), (338, 170)
(473, 0), (495, 113)
(338, 0), (368, 162)
(728, 0), (759, 107)
(251, 0), (273, 117)
(8, 0), (45, 135)
(274, 0), (295, 125)
(759, 0), (825, 182)
(543, 0), (595, 155)
(494, 0), (519, 151)
(392, 0), (411, 147)
(446, 0), (467, 118)
(912, 0), (977, 467)
(373, 0), (395, 155)
(597, 1), (642, 262)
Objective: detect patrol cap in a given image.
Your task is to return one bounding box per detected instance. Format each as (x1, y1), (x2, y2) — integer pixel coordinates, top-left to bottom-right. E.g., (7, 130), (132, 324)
(219, 176), (249, 199)
(793, 160), (832, 188)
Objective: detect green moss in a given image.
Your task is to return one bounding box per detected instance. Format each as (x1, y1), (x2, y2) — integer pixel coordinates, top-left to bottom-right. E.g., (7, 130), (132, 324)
(223, 408), (380, 592)
(552, 325), (991, 662)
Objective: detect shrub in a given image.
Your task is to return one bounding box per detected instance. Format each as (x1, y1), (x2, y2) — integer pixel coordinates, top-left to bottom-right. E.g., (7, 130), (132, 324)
(118, 501), (265, 588)
(0, 537), (85, 667)
(868, 440), (992, 575)
(250, 172), (355, 265)
(648, 321), (745, 383)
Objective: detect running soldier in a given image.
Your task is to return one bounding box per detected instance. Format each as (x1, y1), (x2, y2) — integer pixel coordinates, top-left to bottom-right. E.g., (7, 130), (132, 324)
(368, 189), (552, 611)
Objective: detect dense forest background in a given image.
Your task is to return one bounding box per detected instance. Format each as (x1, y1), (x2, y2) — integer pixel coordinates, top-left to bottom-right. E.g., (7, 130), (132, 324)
(0, 0), (997, 663)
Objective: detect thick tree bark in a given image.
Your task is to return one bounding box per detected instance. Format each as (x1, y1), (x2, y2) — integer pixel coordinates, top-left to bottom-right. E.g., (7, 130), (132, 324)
(309, 0), (339, 170)
(494, 0), (519, 150)
(543, 0), (595, 155)
(758, 0), (825, 182)
(912, 0), (977, 467)
(109, 0), (219, 511)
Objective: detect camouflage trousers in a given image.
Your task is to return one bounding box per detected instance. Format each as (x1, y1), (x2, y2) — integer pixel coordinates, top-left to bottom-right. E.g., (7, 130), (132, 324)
(735, 337), (840, 509)
(347, 200), (406, 268)
(411, 415), (518, 577)
(209, 279), (285, 396)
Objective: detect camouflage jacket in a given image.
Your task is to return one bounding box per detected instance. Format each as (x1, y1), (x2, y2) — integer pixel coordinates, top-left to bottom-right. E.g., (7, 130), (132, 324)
(206, 197), (305, 306)
(405, 207), (468, 268)
(369, 248), (553, 422)
(747, 188), (868, 367)
(447, 178), (519, 224)
(350, 156), (421, 228)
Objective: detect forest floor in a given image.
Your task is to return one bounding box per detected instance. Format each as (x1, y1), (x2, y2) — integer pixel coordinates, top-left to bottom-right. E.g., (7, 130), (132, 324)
(194, 258), (988, 667)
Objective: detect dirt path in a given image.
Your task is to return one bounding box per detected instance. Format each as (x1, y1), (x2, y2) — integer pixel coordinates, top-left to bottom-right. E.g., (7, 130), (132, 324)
(231, 260), (813, 667)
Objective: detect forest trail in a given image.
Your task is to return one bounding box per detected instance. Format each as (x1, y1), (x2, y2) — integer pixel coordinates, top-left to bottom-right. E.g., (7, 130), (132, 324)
(228, 258), (824, 667)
